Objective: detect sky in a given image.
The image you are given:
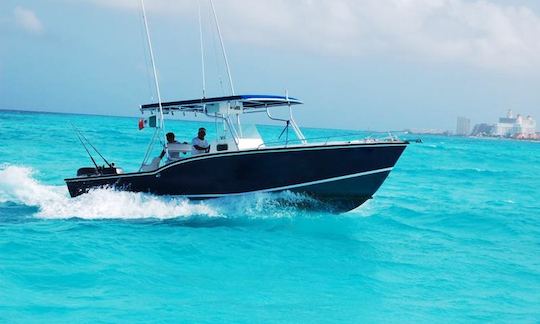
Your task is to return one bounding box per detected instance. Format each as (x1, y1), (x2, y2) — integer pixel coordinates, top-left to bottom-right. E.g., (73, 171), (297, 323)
(1, 0), (540, 131)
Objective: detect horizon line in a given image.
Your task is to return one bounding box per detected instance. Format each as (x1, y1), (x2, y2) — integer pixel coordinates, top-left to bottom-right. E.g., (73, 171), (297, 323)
(0, 107), (410, 134)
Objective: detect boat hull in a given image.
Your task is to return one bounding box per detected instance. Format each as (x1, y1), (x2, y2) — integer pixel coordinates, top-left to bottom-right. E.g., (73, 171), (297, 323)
(65, 142), (407, 213)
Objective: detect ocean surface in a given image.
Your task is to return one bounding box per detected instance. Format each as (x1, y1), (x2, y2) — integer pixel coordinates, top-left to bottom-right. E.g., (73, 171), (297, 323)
(0, 110), (539, 323)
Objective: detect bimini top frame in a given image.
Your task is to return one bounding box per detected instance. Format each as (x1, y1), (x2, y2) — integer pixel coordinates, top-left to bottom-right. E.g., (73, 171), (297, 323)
(140, 94), (303, 114)
(140, 94), (307, 148)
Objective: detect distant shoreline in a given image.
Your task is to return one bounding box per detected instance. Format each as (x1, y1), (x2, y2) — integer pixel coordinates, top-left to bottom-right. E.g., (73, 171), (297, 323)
(407, 131), (540, 143)
(466, 135), (540, 143)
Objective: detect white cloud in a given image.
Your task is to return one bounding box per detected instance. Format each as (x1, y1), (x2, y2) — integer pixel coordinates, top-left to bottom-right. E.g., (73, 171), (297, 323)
(14, 6), (44, 35)
(82, 0), (540, 72)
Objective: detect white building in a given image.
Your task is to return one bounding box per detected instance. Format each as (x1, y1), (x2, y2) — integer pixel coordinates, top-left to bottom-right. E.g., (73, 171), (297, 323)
(493, 110), (536, 138)
(513, 115), (537, 137)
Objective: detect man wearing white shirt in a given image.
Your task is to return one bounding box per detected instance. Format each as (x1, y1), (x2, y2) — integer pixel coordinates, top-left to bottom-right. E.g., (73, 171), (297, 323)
(192, 127), (210, 155)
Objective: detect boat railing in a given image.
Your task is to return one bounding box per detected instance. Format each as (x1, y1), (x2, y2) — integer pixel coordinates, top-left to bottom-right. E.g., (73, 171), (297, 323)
(258, 131), (406, 149)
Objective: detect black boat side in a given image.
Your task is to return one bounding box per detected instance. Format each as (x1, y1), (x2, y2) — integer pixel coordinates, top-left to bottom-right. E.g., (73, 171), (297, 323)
(65, 141), (407, 212)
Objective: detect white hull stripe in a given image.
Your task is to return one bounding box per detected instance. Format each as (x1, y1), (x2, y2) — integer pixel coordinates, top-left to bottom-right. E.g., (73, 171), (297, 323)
(180, 167), (394, 198)
(66, 143), (406, 183)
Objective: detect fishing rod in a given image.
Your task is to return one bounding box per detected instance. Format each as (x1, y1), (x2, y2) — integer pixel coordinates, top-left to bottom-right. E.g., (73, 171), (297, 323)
(72, 126), (99, 170)
(71, 124), (113, 168)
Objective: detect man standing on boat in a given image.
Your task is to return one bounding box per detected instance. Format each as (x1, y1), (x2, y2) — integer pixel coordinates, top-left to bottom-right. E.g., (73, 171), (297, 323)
(192, 128), (210, 155)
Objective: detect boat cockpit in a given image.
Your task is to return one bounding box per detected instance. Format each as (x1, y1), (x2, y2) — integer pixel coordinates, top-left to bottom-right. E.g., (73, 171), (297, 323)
(138, 94), (307, 171)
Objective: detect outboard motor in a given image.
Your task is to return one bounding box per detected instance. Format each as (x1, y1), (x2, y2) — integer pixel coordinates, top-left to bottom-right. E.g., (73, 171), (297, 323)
(76, 164), (123, 177)
(77, 167), (99, 177)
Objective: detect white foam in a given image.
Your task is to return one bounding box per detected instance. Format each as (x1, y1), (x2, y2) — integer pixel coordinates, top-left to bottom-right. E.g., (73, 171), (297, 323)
(208, 190), (319, 219)
(0, 165), (218, 220)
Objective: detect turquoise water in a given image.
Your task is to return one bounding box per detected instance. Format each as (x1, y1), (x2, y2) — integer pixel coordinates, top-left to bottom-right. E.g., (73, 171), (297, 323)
(1, 110), (539, 322)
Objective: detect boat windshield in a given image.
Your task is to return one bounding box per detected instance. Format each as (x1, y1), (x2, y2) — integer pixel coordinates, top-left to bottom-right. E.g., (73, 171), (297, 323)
(238, 123), (262, 140)
(235, 123), (264, 150)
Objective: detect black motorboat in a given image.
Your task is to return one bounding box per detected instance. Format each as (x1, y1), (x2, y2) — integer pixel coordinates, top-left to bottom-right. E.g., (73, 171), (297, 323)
(65, 95), (407, 213)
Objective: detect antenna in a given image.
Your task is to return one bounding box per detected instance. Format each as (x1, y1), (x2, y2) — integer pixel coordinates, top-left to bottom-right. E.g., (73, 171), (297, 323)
(209, 0), (235, 95)
(198, 0), (207, 98)
(140, 0), (165, 134)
